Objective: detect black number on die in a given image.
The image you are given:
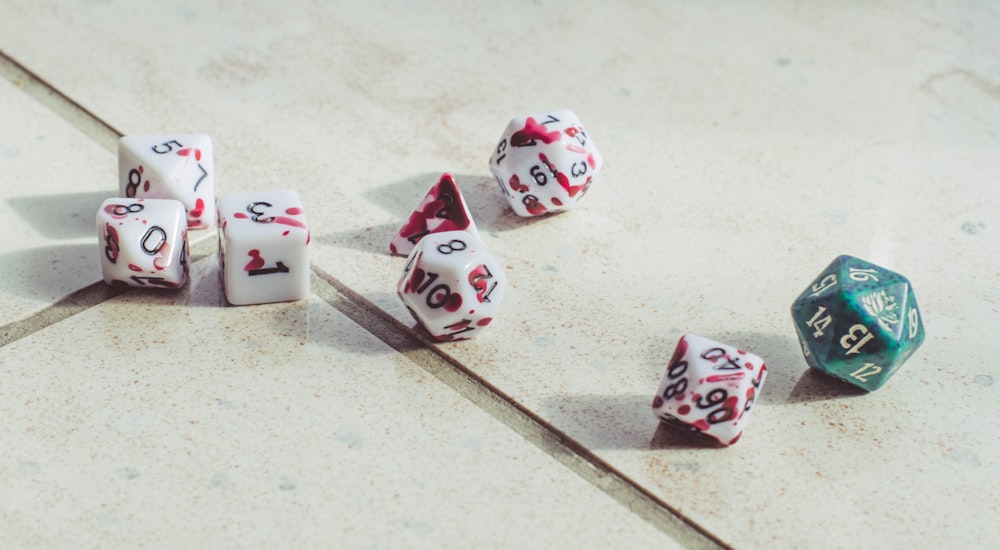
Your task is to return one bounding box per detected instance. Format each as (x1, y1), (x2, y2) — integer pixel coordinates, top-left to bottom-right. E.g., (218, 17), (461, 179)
(495, 139), (507, 164)
(700, 347), (743, 370)
(529, 165), (548, 186)
(696, 389), (735, 425)
(662, 379), (687, 400)
(125, 168), (142, 197)
(247, 202), (275, 223)
(151, 140), (183, 154)
(436, 239), (466, 255)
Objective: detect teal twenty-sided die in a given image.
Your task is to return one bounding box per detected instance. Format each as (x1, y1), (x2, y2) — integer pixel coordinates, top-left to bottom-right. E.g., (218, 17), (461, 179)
(790, 255), (925, 391)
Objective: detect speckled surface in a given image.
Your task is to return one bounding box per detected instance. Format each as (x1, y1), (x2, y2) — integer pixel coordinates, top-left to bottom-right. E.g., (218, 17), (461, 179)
(0, 257), (670, 548)
(1, 1), (999, 547)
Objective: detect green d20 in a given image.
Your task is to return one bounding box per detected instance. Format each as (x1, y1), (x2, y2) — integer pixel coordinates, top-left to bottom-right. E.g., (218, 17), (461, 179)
(790, 255), (925, 391)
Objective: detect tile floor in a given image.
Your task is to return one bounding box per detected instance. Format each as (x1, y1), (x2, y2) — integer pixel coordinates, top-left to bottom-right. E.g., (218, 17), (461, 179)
(2, 1), (999, 548)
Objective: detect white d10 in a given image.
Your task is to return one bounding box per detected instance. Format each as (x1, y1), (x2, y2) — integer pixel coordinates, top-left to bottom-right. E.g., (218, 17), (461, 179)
(97, 197), (189, 288)
(397, 230), (507, 341)
(651, 334), (767, 446)
(489, 109), (602, 217)
(217, 190), (310, 306)
(119, 134), (215, 229)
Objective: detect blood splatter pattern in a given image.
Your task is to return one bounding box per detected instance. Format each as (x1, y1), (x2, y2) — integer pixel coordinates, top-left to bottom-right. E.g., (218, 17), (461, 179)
(118, 134), (215, 229)
(651, 334), (767, 446)
(389, 173), (477, 256)
(96, 197), (190, 289)
(396, 230), (506, 342)
(488, 109), (603, 217)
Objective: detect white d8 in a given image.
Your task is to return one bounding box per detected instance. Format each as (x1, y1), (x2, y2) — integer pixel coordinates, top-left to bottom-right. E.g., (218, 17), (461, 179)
(489, 109), (602, 217)
(217, 191), (310, 306)
(119, 134), (215, 228)
(651, 334), (767, 446)
(97, 198), (189, 288)
(397, 230), (506, 341)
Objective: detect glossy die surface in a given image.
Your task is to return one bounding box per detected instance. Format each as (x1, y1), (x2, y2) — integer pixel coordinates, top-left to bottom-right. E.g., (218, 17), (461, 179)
(118, 134), (215, 228)
(489, 110), (602, 217)
(397, 230), (506, 341)
(652, 334), (767, 446)
(97, 197), (189, 288)
(217, 191), (310, 306)
(791, 255), (925, 391)
(389, 173), (478, 257)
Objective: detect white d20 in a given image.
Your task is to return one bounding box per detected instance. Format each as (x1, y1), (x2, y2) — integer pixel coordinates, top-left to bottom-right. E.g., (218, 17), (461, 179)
(489, 109), (602, 217)
(651, 334), (767, 446)
(217, 190), (310, 306)
(119, 134), (215, 229)
(97, 197), (190, 288)
(397, 230), (506, 341)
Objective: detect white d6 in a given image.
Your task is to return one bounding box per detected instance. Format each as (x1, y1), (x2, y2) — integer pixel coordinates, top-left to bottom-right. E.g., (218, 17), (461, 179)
(119, 134), (215, 228)
(397, 230), (506, 341)
(97, 197), (189, 288)
(651, 334), (768, 446)
(217, 191), (310, 306)
(489, 109), (602, 217)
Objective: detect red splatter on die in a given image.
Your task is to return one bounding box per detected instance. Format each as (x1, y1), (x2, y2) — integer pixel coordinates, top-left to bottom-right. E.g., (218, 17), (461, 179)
(651, 334), (768, 446)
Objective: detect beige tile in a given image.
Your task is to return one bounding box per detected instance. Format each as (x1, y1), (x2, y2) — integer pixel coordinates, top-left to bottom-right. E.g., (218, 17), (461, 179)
(0, 77), (113, 325)
(2, 1), (1000, 546)
(0, 257), (673, 548)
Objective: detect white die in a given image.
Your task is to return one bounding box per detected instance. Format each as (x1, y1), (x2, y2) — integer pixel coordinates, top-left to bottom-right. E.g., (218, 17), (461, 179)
(217, 191), (310, 306)
(651, 334), (767, 446)
(97, 198), (190, 288)
(119, 134), (215, 229)
(489, 109), (602, 217)
(397, 230), (507, 341)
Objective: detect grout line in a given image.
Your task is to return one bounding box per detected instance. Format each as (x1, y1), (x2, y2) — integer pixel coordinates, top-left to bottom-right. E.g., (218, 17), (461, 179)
(311, 267), (730, 550)
(0, 246), (216, 349)
(0, 48), (122, 153)
(1, 44), (725, 548)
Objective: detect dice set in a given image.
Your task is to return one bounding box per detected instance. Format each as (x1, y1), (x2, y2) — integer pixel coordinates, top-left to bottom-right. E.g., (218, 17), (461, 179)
(99, 133), (311, 306)
(95, 114), (926, 448)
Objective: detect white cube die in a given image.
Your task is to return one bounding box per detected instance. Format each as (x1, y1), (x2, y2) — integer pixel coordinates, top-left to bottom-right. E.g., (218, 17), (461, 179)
(397, 230), (507, 341)
(119, 134), (215, 229)
(97, 197), (190, 288)
(217, 190), (310, 306)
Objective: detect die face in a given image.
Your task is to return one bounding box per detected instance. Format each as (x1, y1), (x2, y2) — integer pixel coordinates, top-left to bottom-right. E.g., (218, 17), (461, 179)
(489, 110), (601, 217)
(389, 173), (478, 257)
(96, 198), (190, 288)
(651, 334), (767, 446)
(217, 191), (310, 306)
(791, 255), (925, 391)
(119, 134), (216, 229)
(397, 230), (506, 341)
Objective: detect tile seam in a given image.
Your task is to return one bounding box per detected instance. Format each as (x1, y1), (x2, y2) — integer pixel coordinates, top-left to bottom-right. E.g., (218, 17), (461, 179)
(0, 46), (726, 548)
(0, 48), (122, 153)
(311, 267), (730, 550)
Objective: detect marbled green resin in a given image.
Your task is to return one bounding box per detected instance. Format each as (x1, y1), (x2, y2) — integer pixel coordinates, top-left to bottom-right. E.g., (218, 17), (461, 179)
(791, 255), (925, 391)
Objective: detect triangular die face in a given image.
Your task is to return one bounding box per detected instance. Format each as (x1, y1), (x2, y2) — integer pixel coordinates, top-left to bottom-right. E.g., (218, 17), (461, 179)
(389, 173), (478, 256)
(834, 254), (905, 293)
(792, 297), (839, 360)
(849, 281), (911, 344)
(119, 134), (212, 197)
